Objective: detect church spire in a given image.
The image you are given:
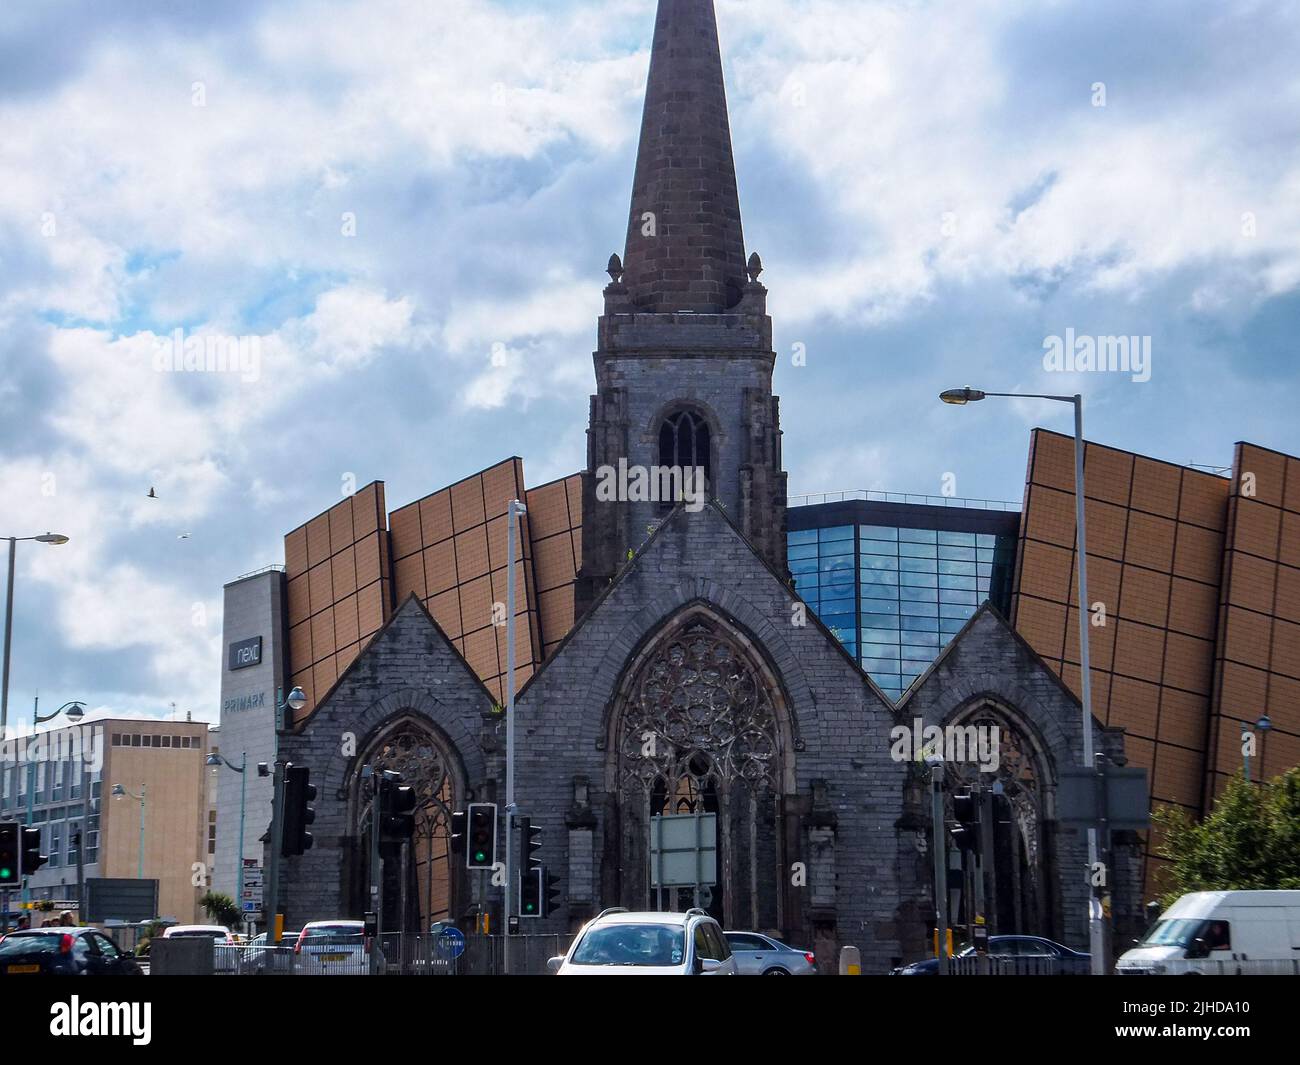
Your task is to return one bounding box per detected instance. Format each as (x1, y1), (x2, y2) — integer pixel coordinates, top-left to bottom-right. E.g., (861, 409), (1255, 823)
(620, 0), (748, 314)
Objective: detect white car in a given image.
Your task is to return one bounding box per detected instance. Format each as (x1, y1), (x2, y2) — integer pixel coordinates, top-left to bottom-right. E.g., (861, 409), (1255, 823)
(1117, 890), (1300, 975)
(549, 908), (737, 975)
(161, 924), (237, 972)
(293, 920), (370, 975)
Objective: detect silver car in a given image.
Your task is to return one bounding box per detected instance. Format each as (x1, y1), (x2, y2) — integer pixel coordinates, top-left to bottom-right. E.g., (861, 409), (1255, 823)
(723, 931), (817, 975)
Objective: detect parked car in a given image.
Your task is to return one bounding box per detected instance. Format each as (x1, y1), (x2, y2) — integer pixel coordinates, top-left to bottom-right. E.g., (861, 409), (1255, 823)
(162, 924), (235, 943)
(162, 924), (238, 972)
(0, 928), (143, 975)
(549, 908), (736, 975)
(890, 935), (1089, 974)
(723, 931), (816, 975)
(1117, 890), (1300, 975)
(293, 921), (370, 974)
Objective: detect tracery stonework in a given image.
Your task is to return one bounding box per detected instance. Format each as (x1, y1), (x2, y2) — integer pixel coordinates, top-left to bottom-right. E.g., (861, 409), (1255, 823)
(617, 620), (780, 797)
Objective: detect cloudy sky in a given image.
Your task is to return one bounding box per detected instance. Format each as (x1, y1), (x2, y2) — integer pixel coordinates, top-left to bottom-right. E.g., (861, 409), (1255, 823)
(1, 0), (1298, 728)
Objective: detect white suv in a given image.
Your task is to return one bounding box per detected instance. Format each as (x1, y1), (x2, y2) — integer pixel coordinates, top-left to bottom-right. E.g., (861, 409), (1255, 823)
(549, 908), (737, 975)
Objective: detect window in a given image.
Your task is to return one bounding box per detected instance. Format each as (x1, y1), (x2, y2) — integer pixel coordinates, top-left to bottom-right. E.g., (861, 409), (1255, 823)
(658, 409), (711, 488)
(704, 923), (730, 960)
(208, 811), (217, 856)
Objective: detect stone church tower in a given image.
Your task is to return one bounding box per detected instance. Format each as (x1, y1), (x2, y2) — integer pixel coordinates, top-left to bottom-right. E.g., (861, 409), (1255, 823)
(577, 0), (788, 615)
(274, 0), (1142, 974)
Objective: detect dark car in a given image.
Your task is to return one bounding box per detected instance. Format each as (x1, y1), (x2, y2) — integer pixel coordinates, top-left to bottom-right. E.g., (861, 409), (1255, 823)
(0, 929), (143, 976)
(890, 935), (1089, 975)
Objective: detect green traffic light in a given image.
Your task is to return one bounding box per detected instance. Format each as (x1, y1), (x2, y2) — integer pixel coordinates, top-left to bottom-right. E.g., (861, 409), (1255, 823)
(474, 851), (486, 863)
(0, 867), (11, 879)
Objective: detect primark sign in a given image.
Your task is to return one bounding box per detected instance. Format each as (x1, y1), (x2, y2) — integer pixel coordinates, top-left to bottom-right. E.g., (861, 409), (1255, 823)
(223, 691), (267, 714)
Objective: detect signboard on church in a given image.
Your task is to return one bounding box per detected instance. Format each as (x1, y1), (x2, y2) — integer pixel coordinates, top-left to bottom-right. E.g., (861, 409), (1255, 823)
(649, 813), (717, 888)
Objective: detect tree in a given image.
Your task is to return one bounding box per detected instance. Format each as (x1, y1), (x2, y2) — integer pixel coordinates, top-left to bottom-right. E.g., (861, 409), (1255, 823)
(1153, 766), (1300, 905)
(200, 890), (241, 929)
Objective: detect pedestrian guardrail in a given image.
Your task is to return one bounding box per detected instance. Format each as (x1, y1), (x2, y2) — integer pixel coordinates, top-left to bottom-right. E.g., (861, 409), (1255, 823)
(949, 955), (1090, 976)
(210, 932), (576, 975)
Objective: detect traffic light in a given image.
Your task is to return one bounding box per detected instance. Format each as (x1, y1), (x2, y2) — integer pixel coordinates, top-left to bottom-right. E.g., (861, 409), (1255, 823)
(519, 866), (542, 918)
(379, 777), (417, 842)
(449, 810), (467, 856)
(518, 816), (542, 877)
(20, 827), (47, 877)
(0, 823), (19, 887)
(951, 791), (979, 852)
(466, 803), (496, 869)
(542, 867), (563, 918)
(282, 765), (317, 857)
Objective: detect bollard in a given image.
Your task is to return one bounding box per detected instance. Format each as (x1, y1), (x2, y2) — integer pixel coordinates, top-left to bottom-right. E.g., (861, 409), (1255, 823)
(838, 945), (861, 975)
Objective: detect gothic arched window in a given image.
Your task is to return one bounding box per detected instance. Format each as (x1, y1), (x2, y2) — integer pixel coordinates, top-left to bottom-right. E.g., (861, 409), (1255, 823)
(358, 721), (458, 930)
(658, 408), (712, 489)
(612, 613), (786, 927)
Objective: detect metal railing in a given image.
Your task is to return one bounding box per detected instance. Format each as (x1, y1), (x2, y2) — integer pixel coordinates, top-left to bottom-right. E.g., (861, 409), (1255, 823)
(788, 490), (1021, 511)
(210, 932), (576, 976)
(949, 954), (1090, 976)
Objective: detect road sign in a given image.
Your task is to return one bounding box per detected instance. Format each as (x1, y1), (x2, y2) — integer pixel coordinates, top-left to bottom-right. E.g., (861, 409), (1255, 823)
(649, 812), (716, 888)
(1058, 765), (1150, 831)
(437, 926), (466, 959)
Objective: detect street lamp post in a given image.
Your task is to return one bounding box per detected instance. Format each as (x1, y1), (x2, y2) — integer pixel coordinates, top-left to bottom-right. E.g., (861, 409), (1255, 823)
(940, 386), (1106, 975)
(262, 686), (306, 939)
(111, 783), (147, 880)
(19, 699), (85, 908)
(207, 751), (248, 922)
(503, 498), (527, 976)
(1255, 714), (1271, 785)
(1, 533), (70, 739)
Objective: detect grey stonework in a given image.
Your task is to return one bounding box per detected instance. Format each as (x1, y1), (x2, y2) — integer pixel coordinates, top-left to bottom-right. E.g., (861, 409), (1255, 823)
(896, 606), (1144, 957)
(275, 503), (1137, 973)
(272, 597), (497, 932)
(578, 297), (788, 614)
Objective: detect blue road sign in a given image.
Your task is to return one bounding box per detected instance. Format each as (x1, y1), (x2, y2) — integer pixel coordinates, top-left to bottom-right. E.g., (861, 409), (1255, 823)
(437, 926), (466, 959)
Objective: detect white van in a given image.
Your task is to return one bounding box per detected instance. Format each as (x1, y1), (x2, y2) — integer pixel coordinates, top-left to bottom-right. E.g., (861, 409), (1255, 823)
(1116, 890), (1300, 975)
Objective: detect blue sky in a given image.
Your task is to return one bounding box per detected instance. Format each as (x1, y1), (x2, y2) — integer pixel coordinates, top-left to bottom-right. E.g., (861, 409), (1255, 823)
(1, 0), (1298, 726)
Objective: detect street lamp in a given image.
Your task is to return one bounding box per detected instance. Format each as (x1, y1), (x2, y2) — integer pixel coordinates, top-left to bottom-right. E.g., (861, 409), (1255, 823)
(1256, 714), (1272, 785)
(262, 685), (308, 938)
(940, 385), (1105, 975)
(112, 782), (147, 880)
(504, 498), (527, 975)
(2, 532), (71, 739)
(208, 751), (248, 923)
(20, 698), (86, 907)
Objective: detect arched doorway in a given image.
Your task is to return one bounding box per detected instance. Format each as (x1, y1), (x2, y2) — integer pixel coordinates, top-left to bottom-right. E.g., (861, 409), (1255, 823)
(608, 607), (791, 930)
(351, 718), (464, 934)
(943, 701), (1053, 937)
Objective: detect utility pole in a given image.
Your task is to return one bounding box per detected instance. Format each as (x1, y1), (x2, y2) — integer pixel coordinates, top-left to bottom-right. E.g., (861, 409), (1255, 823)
(979, 782), (997, 936)
(928, 758), (949, 976)
(503, 498), (526, 975)
(264, 762), (286, 939)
